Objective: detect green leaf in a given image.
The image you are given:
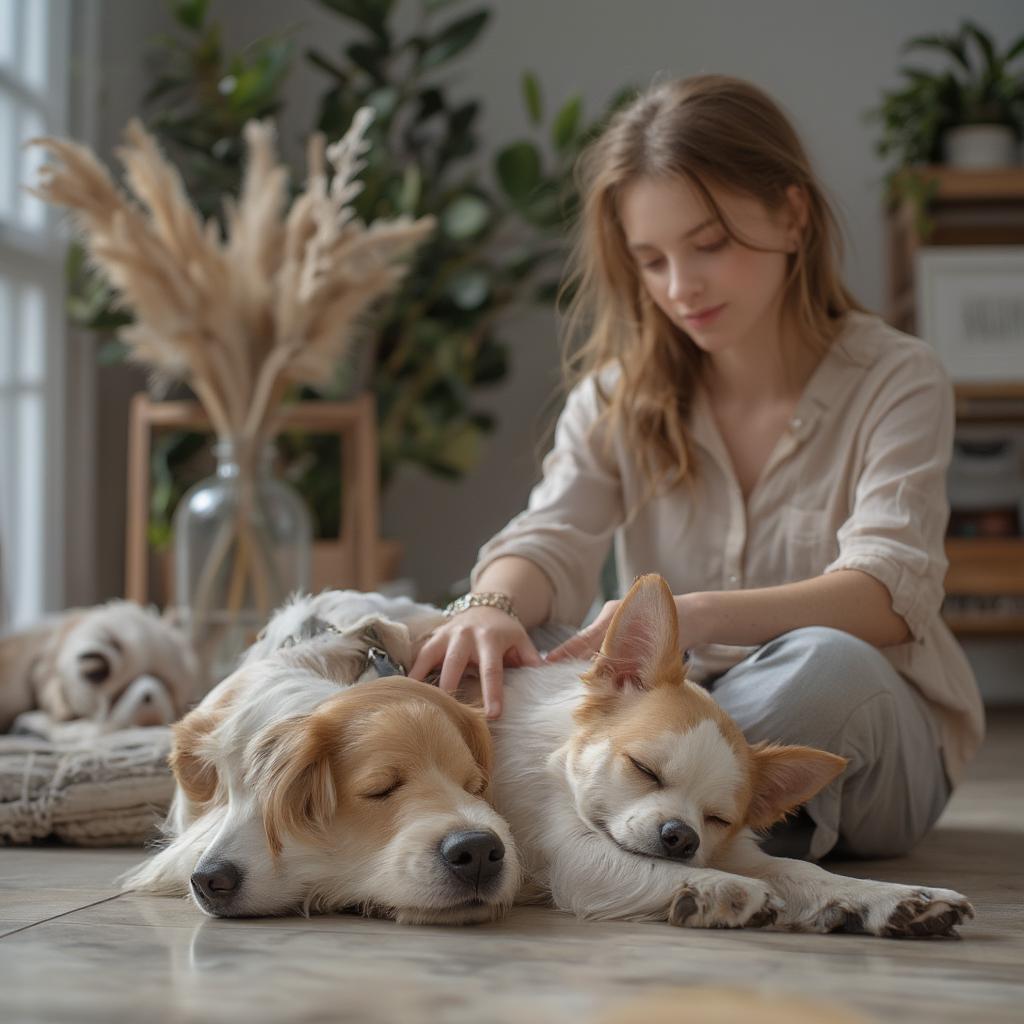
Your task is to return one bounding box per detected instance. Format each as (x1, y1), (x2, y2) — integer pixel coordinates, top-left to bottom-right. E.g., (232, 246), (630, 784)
(440, 194), (490, 238)
(316, 0), (394, 42)
(306, 48), (350, 83)
(418, 9), (489, 71)
(522, 71), (543, 124)
(173, 0), (208, 32)
(447, 269), (490, 310)
(495, 141), (542, 203)
(347, 40), (385, 80)
(97, 338), (130, 365)
(552, 94), (582, 152)
(398, 163), (422, 214)
(367, 86), (400, 122)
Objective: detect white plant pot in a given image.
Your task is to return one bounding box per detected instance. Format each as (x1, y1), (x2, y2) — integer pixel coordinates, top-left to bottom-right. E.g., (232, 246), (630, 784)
(942, 124), (1018, 169)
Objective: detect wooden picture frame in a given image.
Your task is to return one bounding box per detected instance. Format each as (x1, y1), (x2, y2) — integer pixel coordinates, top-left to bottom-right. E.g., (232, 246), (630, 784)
(125, 393), (381, 606)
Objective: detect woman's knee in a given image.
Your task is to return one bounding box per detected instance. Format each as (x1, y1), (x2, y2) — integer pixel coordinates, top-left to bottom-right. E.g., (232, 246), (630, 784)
(758, 626), (899, 707)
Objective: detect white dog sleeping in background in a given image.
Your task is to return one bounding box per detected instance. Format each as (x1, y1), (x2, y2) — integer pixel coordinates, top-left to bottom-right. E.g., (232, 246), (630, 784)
(0, 600), (202, 735)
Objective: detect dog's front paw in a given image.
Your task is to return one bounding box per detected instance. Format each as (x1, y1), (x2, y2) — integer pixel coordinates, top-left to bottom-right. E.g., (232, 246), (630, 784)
(877, 887), (974, 939)
(668, 877), (783, 930)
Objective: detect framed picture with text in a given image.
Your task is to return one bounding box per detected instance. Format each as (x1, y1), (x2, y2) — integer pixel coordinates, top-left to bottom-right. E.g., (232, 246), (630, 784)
(916, 246), (1024, 382)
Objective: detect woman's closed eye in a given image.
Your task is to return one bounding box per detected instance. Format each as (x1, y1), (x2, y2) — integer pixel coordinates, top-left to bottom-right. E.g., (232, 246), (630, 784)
(694, 234), (729, 253)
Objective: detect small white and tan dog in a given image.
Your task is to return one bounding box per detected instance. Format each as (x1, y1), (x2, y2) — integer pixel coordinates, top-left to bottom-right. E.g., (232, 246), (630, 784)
(0, 600), (201, 734)
(123, 596), (520, 924)
(486, 574), (974, 937)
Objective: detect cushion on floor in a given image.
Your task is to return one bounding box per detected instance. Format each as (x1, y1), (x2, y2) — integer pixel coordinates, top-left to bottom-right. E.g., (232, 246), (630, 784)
(0, 717), (173, 846)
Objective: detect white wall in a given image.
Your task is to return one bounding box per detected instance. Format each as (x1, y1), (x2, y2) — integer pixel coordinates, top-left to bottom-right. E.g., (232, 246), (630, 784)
(88, 0), (1024, 699)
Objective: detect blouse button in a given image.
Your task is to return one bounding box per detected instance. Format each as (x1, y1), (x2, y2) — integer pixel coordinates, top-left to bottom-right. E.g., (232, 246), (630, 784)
(790, 416), (803, 430)
(727, 574), (738, 585)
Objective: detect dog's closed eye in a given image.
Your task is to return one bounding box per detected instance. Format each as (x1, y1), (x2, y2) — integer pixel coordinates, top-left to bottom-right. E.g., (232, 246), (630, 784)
(79, 651), (112, 684)
(361, 777), (404, 801)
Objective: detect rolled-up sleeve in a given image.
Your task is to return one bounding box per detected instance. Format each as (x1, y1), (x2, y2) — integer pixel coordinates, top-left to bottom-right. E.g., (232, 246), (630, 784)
(823, 346), (954, 641)
(470, 375), (624, 626)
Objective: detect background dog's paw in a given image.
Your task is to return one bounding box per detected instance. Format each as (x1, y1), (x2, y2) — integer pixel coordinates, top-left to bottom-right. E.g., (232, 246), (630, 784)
(878, 887), (975, 939)
(668, 878), (783, 929)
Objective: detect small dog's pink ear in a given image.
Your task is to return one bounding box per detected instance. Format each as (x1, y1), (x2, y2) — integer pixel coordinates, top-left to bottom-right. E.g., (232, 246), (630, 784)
(746, 743), (848, 830)
(585, 574), (682, 694)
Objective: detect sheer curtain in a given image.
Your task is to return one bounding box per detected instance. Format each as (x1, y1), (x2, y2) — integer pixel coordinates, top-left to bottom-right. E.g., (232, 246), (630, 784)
(0, 0), (69, 628)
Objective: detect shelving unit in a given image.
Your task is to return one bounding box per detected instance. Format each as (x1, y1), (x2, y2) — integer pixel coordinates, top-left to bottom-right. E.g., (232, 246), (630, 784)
(886, 168), (1024, 638)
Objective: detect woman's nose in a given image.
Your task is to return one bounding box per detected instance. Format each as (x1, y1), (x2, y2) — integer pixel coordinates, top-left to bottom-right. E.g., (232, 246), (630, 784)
(666, 261), (701, 303)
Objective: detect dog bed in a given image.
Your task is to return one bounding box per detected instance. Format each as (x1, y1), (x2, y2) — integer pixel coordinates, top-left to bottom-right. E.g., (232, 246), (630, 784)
(0, 716), (174, 846)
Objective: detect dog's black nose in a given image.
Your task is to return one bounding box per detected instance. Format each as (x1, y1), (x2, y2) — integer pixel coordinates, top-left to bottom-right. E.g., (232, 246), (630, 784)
(440, 829), (505, 887)
(191, 861), (242, 907)
(660, 819), (700, 859)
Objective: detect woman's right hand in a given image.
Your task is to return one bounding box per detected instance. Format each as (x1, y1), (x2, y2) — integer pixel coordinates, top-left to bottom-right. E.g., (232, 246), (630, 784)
(408, 606), (542, 720)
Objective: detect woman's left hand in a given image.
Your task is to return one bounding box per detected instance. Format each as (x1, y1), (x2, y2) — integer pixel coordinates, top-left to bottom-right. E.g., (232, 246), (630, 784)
(544, 600), (621, 662)
(545, 592), (705, 663)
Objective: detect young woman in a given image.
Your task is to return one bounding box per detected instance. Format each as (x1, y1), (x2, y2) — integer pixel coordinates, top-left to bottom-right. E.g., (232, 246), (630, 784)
(409, 75), (984, 860)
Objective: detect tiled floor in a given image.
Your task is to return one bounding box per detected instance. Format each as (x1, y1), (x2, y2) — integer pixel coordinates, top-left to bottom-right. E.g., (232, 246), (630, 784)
(1, 711), (1022, 1024)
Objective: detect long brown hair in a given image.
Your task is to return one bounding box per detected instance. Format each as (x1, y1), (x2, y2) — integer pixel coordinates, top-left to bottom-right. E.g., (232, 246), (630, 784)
(561, 74), (862, 495)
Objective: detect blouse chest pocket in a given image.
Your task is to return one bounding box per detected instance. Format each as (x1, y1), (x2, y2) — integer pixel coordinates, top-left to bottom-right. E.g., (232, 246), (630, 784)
(781, 505), (837, 582)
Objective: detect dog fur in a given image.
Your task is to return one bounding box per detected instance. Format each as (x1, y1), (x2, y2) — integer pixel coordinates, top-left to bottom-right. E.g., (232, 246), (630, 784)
(486, 574), (974, 937)
(123, 597), (520, 924)
(0, 600), (201, 733)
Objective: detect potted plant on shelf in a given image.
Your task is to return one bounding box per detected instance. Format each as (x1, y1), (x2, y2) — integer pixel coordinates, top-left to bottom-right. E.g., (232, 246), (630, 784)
(871, 19), (1024, 174)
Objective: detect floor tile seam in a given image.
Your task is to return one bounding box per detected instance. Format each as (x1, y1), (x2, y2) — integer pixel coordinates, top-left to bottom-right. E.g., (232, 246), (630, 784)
(0, 892), (125, 940)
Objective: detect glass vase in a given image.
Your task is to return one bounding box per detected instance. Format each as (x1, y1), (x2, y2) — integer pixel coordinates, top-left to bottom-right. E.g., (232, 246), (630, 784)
(173, 438), (312, 682)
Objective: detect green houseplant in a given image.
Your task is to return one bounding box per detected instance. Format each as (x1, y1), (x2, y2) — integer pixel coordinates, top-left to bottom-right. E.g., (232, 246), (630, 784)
(69, 0), (632, 574)
(871, 20), (1024, 173)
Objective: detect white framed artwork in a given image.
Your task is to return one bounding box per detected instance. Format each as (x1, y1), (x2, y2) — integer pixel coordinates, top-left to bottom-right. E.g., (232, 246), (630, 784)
(916, 246), (1024, 382)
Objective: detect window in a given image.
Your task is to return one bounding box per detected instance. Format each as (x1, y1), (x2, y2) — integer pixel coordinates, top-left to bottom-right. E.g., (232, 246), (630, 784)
(0, 0), (69, 627)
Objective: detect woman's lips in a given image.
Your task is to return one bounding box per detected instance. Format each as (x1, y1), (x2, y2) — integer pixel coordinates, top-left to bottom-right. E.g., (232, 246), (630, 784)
(682, 303), (726, 327)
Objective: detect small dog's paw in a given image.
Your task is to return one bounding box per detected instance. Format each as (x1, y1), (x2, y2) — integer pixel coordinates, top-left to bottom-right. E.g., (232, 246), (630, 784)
(668, 878), (783, 930)
(879, 887), (975, 939)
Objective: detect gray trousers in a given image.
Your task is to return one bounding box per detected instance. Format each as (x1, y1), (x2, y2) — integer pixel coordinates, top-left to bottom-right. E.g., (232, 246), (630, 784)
(531, 624), (950, 862)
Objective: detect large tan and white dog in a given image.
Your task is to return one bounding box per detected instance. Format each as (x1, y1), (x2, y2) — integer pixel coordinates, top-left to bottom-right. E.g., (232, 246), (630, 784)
(486, 574), (973, 937)
(123, 593), (520, 924)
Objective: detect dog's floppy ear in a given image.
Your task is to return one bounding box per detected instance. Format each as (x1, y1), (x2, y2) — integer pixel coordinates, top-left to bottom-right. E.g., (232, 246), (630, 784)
(169, 705), (224, 806)
(746, 743), (848, 830)
(27, 611), (91, 722)
(251, 712), (338, 856)
(583, 574), (683, 697)
(445, 698), (493, 784)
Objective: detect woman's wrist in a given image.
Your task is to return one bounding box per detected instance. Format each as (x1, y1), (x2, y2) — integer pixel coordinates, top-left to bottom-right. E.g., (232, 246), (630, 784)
(675, 590), (716, 650)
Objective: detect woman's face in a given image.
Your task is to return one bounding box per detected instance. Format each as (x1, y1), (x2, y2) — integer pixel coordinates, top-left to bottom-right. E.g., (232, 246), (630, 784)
(617, 175), (804, 359)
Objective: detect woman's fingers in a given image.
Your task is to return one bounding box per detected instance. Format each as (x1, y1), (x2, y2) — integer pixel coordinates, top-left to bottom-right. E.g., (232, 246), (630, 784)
(478, 648), (503, 720)
(545, 627), (598, 662)
(438, 637), (471, 695)
(408, 636), (442, 681)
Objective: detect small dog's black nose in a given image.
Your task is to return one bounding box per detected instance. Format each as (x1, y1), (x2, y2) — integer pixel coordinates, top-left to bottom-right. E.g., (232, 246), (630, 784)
(191, 861), (242, 907)
(660, 819), (700, 859)
(440, 829), (505, 887)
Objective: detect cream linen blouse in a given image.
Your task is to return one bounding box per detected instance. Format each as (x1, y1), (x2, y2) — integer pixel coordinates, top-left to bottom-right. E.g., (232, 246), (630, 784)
(471, 312), (984, 784)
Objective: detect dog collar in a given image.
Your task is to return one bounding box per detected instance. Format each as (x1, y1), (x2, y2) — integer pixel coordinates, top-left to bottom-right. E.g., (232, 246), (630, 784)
(278, 617), (406, 677)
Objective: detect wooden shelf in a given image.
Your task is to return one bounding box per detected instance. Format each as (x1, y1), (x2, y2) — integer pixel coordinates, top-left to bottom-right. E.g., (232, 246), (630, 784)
(943, 614), (1024, 636)
(894, 167), (1024, 202)
(945, 538), (1024, 596)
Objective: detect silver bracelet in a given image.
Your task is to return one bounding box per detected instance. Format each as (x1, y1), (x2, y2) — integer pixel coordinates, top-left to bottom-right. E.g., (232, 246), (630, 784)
(443, 591), (519, 622)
